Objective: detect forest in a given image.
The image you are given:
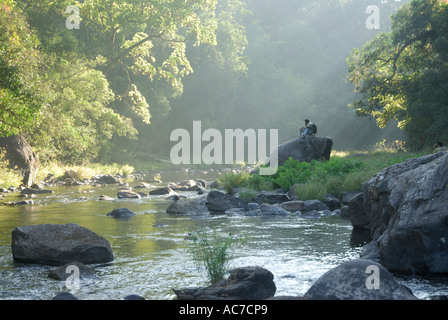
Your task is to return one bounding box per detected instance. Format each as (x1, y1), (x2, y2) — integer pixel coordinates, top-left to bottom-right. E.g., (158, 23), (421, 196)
(0, 0), (446, 168)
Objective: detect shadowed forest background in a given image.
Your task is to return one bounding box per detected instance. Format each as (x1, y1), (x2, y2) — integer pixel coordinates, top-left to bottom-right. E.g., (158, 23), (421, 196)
(4, 0), (446, 168)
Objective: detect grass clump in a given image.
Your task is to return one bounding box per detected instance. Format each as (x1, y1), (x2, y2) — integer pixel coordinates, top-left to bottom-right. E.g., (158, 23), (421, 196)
(218, 171), (251, 193)
(188, 228), (246, 284)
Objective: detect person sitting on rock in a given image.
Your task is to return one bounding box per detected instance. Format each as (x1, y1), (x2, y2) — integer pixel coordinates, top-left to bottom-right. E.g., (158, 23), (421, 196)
(299, 119), (316, 139)
(433, 141), (447, 152)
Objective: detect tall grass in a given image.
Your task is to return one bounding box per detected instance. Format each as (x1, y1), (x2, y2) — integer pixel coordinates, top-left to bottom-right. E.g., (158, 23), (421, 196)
(188, 228), (246, 284)
(0, 158), (136, 188)
(35, 162), (135, 182)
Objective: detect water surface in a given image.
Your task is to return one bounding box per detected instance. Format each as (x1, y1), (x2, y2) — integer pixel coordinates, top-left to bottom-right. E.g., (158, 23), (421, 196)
(0, 171), (445, 300)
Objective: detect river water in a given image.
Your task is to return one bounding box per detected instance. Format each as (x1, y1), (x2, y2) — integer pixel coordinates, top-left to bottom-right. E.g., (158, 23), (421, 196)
(0, 170), (446, 300)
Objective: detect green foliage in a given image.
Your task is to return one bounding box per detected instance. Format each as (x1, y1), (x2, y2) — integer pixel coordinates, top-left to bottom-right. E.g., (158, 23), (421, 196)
(218, 171), (250, 193)
(348, 0), (448, 149)
(272, 158), (313, 191)
(0, 148), (22, 187)
(29, 58), (136, 164)
(0, 4), (48, 136)
(188, 228), (246, 284)
(7, 0), (251, 163)
(250, 157), (366, 192)
(230, 150), (429, 201)
(374, 139), (407, 153)
(76, 0), (220, 123)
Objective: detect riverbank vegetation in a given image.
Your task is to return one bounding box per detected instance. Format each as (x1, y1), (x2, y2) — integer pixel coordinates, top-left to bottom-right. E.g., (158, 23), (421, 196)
(0, 157), (136, 188)
(219, 141), (431, 201)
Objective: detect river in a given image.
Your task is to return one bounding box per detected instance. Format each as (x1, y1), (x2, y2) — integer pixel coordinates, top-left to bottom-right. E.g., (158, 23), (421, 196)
(0, 170), (446, 300)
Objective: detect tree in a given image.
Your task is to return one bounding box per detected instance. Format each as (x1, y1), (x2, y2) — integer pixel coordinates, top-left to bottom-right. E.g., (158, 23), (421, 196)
(29, 58), (136, 163)
(76, 0), (220, 124)
(12, 0), (235, 163)
(348, 0), (448, 149)
(0, 2), (48, 137)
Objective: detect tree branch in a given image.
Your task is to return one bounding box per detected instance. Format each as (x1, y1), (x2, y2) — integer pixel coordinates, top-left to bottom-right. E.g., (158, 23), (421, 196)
(102, 30), (166, 75)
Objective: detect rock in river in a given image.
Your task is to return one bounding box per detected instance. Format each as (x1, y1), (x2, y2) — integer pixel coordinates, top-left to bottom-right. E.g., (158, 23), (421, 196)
(149, 187), (176, 196)
(304, 259), (417, 300)
(107, 208), (136, 218)
(166, 197), (208, 215)
(117, 190), (141, 199)
(174, 266), (276, 300)
(11, 223), (114, 265)
(254, 191), (290, 205)
(206, 190), (248, 213)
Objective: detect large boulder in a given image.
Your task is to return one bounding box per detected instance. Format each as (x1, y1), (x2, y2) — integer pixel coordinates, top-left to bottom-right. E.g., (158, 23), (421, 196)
(174, 266), (276, 300)
(360, 151), (448, 274)
(11, 223), (114, 265)
(268, 136), (333, 167)
(206, 190), (248, 213)
(0, 134), (39, 187)
(304, 259), (417, 300)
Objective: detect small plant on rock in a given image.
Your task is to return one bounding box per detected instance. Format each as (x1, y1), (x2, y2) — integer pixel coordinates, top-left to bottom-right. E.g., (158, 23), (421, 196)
(188, 228), (246, 284)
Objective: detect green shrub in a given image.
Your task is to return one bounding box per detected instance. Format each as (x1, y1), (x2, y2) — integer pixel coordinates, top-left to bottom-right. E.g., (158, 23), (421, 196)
(218, 171), (250, 193)
(273, 158), (313, 191)
(250, 157), (366, 192)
